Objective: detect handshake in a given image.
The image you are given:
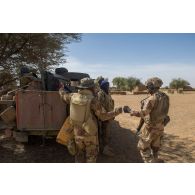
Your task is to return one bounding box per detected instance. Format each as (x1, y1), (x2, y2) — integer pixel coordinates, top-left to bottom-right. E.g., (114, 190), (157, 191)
(114, 106), (140, 117)
(123, 106), (132, 113)
(114, 106), (132, 114)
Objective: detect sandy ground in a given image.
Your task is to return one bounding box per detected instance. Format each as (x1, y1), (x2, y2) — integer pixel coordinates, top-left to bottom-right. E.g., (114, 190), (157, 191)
(0, 92), (195, 163)
(113, 92), (195, 163)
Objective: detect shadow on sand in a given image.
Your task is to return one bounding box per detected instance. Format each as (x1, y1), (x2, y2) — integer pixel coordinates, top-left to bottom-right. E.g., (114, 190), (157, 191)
(97, 120), (143, 163)
(160, 133), (195, 163)
(1, 121), (194, 163)
(0, 120), (143, 163)
(0, 135), (74, 163)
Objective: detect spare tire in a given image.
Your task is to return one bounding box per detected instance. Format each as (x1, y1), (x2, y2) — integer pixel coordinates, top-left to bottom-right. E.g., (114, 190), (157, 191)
(55, 68), (68, 76)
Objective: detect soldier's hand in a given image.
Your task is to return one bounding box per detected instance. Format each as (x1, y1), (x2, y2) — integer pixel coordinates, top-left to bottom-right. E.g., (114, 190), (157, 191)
(130, 111), (140, 117)
(123, 106), (131, 113)
(115, 107), (123, 115)
(59, 82), (65, 90)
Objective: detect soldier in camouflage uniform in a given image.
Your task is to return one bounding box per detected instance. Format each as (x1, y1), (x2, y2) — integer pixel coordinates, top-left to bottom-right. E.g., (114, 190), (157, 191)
(97, 80), (115, 156)
(59, 78), (122, 163)
(130, 77), (170, 163)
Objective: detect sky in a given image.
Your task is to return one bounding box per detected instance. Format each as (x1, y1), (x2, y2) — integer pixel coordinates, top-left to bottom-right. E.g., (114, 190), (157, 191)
(64, 33), (195, 87)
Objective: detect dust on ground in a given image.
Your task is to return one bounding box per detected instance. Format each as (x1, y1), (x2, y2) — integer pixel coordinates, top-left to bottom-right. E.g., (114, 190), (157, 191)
(1, 92), (195, 163)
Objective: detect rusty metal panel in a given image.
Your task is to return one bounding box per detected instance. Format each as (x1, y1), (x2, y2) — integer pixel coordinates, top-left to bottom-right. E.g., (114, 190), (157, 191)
(16, 90), (67, 131)
(43, 92), (67, 129)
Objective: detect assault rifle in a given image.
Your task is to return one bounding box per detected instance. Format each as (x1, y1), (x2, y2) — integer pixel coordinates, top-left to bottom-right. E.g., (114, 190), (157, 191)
(135, 96), (149, 135)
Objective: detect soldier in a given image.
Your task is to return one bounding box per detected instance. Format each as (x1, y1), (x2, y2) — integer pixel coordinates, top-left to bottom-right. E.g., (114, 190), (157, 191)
(130, 77), (170, 163)
(98, 80), (115, 156)
(59, 78), (122, 163)
(20, 66), (38, 88)
(96, 76), (104, 87)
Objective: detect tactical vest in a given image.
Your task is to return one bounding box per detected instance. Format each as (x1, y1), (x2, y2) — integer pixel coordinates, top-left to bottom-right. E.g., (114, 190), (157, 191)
(150, 91), (169, 124)
(70, 90), (98, 136)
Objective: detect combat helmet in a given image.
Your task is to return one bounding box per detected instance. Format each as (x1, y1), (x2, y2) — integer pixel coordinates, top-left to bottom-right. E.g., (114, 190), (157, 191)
(145, 77), (163, 89)
(77, 77), (95, 89)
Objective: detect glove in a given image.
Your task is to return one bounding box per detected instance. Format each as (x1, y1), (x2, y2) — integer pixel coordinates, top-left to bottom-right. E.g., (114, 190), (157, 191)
(123, 106), (131, 113)
(114, 107), (123, 115)
(130, 111), (140, 117)
(164, 115), (170, 126)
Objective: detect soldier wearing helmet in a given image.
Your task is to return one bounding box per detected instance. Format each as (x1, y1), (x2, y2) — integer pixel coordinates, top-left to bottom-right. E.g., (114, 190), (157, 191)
(145, 77), (163, 93)
(130, 77), (170, 163)
(59, 78), (122, 163)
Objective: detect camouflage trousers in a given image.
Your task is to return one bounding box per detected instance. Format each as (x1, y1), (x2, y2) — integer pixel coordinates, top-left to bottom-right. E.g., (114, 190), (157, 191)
(137, 127), (164, 163)
(74, 135), (98, 163)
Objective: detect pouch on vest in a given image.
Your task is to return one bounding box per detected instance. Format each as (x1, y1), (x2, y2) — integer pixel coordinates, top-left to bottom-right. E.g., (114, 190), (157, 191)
(70, 94), (90, 125)
(82, 115), (98, 136)
(151, 92), (170, 124)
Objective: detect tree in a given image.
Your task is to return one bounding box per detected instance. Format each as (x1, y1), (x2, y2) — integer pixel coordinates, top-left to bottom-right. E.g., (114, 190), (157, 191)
(0, 70), (15, 88)
(0, 33), (81, 77)
(126, 77), (141, 91)
(169, 78), (190, 89)
(112, 77), (127, 90)
(112, 76), (141, 91)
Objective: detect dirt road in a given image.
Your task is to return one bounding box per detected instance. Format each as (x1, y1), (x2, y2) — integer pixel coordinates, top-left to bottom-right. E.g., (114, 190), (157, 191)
(1, 92), (195, 163)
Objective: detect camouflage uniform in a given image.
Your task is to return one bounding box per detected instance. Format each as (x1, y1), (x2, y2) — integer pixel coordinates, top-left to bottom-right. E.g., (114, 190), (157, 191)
(131, 77), (169, 163)
(59, 78), (121, 163)
(20, 72), (42, 90)
(97, 89), (114, 148)
(20, 72), (36, 86)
